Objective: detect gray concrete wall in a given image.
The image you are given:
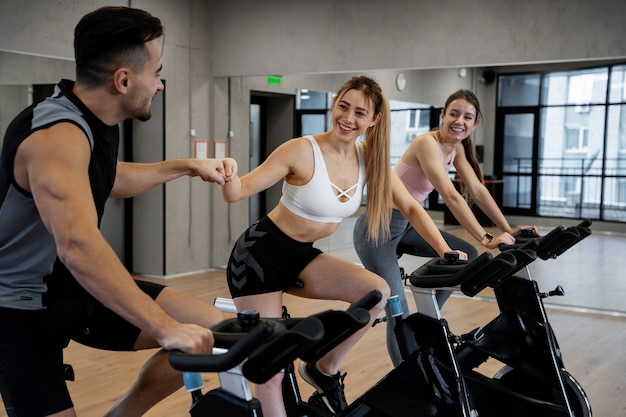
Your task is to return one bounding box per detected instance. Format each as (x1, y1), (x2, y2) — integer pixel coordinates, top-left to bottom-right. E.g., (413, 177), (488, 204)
(206, 0), (625, 77)
(0, 0), (216, 276)
(1, 0), (624, 274)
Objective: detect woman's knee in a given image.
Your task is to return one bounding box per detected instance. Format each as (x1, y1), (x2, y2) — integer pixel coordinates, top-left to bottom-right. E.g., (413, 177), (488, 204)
(370, 279), (391, 313)
(156, 287), (224, 328)
(376, 272), (392, 296)
(256, 372), (284, 393)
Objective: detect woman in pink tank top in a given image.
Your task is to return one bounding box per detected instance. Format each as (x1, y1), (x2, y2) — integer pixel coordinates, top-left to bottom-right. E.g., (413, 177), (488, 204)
(354, 89), (538, 366)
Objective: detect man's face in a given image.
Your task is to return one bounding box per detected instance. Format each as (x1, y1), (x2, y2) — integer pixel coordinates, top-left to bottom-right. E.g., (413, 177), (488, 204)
(124, 38), (164, 122)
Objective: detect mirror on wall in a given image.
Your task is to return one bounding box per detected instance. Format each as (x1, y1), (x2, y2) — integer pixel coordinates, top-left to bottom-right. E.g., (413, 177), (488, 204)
(0, 50), (75, 143)
(0, 50), (130, 266)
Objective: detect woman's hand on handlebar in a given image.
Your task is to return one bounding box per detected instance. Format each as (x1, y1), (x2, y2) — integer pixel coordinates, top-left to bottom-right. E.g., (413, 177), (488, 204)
(448, 249), (468, 261)
(484, 232), (516, 250)
(512, 225), (540, 238)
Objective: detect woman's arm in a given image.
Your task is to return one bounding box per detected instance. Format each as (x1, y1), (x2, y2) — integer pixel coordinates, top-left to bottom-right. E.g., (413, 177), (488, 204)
(391, 173), (466, 259)
(220, 138), (306, 203)
(453, 147), (518, 247)
(415, 137), (492, 244)
(453, 146), (513, 232)
(416, 146), (487, 242)
(412, 136), (515, 249)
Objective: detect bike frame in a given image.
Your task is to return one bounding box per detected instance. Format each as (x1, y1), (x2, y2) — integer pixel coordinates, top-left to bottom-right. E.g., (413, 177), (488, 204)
(174, 222), (592, 417)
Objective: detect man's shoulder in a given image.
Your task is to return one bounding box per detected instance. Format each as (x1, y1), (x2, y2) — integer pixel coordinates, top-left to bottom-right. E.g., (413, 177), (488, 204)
(32, 93), (94, 149)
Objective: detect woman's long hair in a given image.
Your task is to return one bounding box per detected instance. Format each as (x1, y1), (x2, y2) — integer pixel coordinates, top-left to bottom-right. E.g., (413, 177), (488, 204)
(334, 76), (392, 241)
(435, 89), (484, 195)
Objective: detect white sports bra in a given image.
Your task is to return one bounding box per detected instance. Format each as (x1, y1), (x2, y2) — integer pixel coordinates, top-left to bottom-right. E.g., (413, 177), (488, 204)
(280, 135), (365, 223)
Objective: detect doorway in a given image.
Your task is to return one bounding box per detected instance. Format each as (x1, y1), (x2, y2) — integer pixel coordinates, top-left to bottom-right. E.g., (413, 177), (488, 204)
(495, 108), (540, 216)
(249, 92), (295, 223)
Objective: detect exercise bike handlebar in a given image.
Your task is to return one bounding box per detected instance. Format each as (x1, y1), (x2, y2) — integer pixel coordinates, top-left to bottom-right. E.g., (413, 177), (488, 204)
(169, 319), (278, 373)
(409, 248), (535, 297)
(169, 290), (380, 384)
(499, 219), (592, 260)
(408, 221), (592, 297)
(246, 290), (380, 372)
(170, 317), (326, 383)
(242, 316), (326, 383)
(347, 288), (383, 312)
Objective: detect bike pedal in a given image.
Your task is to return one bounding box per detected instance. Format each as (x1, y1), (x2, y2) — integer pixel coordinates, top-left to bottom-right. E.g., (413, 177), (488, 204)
(541, 284), (565, 298)
(308, 392), (331, 414)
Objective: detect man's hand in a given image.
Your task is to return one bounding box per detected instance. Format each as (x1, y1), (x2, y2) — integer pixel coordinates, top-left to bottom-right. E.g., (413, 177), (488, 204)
(191, 158), (237, 185)
(158, 323), (215, 354)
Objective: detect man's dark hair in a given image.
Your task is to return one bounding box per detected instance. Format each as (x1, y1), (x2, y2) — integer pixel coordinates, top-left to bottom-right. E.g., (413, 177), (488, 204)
(74, 6), (164, 86)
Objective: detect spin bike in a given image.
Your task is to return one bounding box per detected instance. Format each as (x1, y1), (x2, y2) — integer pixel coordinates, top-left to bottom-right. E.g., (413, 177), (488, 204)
(275, 238), (538, 416)
(389, 220), (593, 417)
(171, 221), (593, 416)
(168, 290), (381, 416)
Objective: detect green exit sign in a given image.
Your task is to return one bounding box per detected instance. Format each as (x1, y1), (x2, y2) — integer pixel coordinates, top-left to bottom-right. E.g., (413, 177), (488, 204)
(267, 75), (282, 85)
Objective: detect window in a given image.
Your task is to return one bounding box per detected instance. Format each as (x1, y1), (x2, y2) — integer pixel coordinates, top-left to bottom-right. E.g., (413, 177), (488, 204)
(498, 73), (541, 106)
(296, 89), (333, 138)
(565, 127), (589, 150)
(389, 100), (431, 167)
(497, 63), (626, 222)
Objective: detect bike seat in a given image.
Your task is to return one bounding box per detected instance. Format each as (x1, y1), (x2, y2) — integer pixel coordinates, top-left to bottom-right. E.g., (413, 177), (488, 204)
(396, 242), (424, 259)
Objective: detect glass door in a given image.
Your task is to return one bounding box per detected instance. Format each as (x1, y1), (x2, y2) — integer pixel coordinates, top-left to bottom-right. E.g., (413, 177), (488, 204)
(495, 109), (539, 215)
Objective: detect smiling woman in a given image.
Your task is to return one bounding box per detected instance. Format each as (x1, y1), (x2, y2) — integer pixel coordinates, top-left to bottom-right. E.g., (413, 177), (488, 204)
(216, 75), (473, 416)
(354, 88), (539, 367)
(217, 75), (395, 416)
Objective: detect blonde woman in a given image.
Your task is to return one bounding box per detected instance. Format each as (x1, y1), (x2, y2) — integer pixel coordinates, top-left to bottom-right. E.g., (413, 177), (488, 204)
(220, 76), (462, 416)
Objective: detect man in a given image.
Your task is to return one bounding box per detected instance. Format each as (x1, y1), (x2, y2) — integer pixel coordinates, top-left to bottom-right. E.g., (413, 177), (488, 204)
(0, 6), (234, 417)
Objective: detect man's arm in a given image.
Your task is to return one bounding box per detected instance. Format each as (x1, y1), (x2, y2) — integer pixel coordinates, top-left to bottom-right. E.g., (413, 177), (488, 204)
(111, 157), (236, 198)
(16, 123), (212, 353)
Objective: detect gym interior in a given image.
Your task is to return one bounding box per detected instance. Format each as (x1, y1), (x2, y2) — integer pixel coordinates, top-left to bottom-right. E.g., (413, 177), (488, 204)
(1, 1), (624, 416)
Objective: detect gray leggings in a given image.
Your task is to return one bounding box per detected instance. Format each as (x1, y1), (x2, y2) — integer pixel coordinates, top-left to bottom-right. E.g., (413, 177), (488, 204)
(353, 209), (478, 366)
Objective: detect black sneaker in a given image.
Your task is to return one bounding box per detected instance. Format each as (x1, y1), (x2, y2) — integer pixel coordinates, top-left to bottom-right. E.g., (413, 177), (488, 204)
(298, 361), (348, 413)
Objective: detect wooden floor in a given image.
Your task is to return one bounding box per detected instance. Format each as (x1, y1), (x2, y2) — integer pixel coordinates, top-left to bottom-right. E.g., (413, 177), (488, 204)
(3, 225), (625, 416)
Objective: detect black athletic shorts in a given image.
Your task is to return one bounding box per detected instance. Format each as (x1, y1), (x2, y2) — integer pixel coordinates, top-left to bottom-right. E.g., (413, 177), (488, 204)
(227, 216), (323, 298)
(0, 276), (165, 416)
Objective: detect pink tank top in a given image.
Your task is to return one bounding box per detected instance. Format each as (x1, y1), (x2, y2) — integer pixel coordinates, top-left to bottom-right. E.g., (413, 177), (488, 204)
(393, 142), (456, 202)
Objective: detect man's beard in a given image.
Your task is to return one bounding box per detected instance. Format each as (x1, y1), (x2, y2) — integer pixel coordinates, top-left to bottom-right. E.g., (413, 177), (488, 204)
(136, 109), (152, 122)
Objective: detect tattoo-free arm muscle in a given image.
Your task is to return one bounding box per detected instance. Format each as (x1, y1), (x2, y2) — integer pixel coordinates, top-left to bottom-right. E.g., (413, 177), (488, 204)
(18, 124), (180, 343)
